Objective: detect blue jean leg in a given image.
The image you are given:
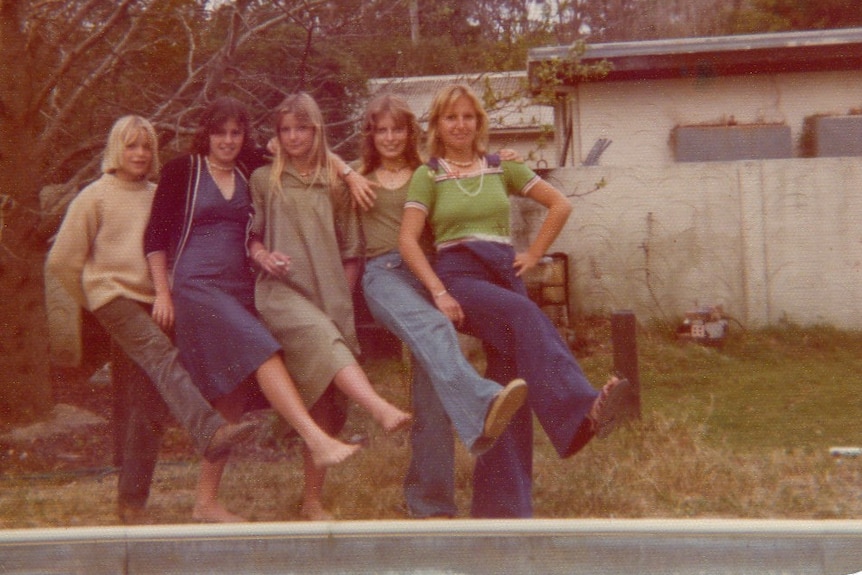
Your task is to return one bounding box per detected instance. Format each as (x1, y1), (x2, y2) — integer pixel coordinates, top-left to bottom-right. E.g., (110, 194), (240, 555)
(402, 362), (458, 518)
(434, 242), (600, 458)
(471, 343), (533, 518)
(94, 298), (225, 455)
(362, 252), (501, 451)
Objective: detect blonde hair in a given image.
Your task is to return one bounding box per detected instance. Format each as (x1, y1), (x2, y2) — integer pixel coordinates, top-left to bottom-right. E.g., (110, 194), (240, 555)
(101, 115), (160, 179)
(269, 93), (336, 192)
(359, 93), (423, 175)
(425, 84), (489, 159)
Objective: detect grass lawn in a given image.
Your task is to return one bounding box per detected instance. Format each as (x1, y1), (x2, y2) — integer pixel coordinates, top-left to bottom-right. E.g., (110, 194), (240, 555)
(634, 323), (862, 451)
(2, 319), (861, 527)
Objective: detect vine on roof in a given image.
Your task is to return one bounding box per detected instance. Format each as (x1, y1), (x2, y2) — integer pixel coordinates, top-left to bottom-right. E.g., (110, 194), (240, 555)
(531, 41), (613, 106)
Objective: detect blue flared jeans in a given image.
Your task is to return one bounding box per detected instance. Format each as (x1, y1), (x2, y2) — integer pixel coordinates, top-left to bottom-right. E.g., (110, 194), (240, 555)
(362, 251), (503, 517)
(434, 241), (601, 518)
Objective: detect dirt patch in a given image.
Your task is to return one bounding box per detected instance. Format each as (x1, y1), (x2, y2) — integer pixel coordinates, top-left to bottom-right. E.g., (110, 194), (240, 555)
(1, 403), (107, 443)
(0, 365), (309, 479)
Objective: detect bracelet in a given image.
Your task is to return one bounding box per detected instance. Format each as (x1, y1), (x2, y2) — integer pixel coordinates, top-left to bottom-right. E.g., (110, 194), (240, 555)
(433, 289), (448, 298)
(251, 249), (266, 263)
(342, 165), (354, 178)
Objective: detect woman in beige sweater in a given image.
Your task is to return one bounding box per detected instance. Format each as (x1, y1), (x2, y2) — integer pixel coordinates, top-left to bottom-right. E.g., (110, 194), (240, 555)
(46, 115), (254, 524)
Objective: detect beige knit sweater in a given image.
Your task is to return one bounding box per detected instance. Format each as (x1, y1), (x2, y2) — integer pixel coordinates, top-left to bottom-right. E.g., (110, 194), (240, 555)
(46, 173), (156, 312)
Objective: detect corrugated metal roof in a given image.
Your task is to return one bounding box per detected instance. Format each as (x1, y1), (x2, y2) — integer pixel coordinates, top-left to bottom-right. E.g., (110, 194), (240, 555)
(368, 72), (554, 131)
(528, 27), (862, 85)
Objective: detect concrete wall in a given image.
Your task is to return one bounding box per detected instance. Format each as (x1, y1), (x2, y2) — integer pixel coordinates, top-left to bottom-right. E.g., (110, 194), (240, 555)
(490, 129), (556, 170)
(521, 66), (862, 328)
(3, 519), (862, 575)
(513, 157), (862, 329)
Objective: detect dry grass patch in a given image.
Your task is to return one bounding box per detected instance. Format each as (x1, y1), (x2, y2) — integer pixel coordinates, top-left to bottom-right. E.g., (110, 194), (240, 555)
(532, 412), (862, 519)
(3, 321), (862, 527)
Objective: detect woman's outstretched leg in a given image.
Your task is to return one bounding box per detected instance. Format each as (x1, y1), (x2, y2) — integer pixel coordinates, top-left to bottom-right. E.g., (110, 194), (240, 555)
(332, 364), (411, 433)
(256, 355), (360, 468)
(436, 244), (600, 457)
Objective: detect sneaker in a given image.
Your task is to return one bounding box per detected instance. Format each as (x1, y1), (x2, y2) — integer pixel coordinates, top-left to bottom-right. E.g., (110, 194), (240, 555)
(482, 378), (528, 441)
(204, 420), (257, 461)
(588, 375), (632, 439)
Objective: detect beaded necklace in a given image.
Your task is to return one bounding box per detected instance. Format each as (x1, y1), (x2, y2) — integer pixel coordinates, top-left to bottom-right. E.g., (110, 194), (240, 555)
(440, 157), (485, 197)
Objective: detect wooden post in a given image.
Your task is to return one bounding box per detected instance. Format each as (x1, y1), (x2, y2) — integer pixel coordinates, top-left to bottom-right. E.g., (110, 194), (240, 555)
(611, 309), (641, 419)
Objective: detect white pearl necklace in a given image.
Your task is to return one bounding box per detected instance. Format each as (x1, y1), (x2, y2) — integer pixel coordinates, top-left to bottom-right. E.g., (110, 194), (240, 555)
(443, 157), (485, 197)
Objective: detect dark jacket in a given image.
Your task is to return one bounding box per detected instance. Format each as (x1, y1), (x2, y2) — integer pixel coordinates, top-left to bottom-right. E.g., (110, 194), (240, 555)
(144, 148), (269, 267)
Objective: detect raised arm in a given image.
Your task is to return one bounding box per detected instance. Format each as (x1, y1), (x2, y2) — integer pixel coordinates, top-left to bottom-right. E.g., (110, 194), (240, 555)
(329, 153), (378, 212)
(513, 180), (573, 277)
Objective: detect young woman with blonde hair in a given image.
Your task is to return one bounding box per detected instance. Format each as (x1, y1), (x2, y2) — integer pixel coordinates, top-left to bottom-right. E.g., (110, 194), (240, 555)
(248, 93), (410, 520)
(399, 84), (632, 517)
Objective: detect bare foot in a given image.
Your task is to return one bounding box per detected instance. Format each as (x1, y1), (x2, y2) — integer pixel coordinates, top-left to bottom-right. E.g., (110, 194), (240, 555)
(377, 406), (412, 434)
(300, 500), (334, 521)
(192, 502), (248, 523)
(309, 437), (360, 469)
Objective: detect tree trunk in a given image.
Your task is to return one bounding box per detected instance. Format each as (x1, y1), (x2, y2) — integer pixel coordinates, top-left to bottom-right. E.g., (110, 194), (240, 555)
(0, 253), (53, 425)
(0, 0), (53, 424)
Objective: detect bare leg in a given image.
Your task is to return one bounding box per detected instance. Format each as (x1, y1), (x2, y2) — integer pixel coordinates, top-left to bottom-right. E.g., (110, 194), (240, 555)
(192, 455), (247, 523)
(256, 355), (359, 468)
(299, 388), (344, 521)
(332, 364), (411, 433)
(300, 445), (333, 521)
(192, 391), (247, 523)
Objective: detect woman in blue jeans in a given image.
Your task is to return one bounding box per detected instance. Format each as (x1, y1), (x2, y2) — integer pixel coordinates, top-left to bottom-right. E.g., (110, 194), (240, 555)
(355, 94), (528, 518)
(399, 84), (632, 517)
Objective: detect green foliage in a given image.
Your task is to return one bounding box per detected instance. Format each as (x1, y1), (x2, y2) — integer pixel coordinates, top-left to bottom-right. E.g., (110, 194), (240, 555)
(529, 41), (613, 105)
(631, 322), (862, 451)
(728, 0), (862, 33)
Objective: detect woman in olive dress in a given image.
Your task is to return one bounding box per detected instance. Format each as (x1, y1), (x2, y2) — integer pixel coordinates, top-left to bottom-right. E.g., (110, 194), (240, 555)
(248, 93), (410, 520)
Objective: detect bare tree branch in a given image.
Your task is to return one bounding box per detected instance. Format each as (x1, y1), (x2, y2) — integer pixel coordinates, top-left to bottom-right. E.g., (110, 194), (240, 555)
(38, 16), (143, 155)
(33, 0), (136, 116)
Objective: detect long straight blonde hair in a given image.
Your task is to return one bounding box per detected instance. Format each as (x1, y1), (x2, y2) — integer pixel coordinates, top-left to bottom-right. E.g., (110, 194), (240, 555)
(268, 93), (337, 192)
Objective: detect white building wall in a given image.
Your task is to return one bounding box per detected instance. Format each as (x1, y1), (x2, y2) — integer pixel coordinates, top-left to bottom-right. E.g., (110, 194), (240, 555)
(572, 70), (862, 167)
(515, 158), (862, 329)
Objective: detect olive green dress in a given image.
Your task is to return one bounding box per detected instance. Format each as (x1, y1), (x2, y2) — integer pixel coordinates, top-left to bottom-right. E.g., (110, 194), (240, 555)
(249, 163), (362, 408)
